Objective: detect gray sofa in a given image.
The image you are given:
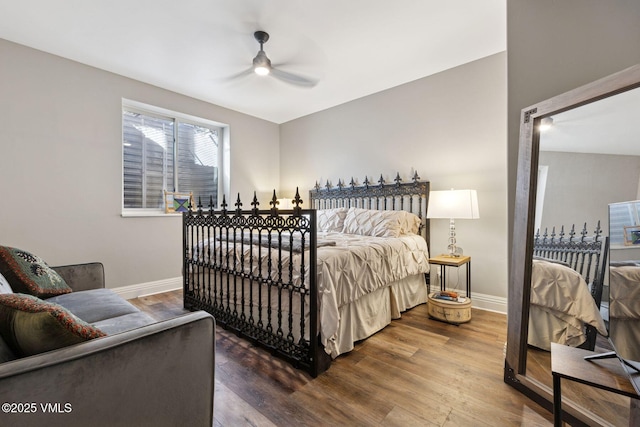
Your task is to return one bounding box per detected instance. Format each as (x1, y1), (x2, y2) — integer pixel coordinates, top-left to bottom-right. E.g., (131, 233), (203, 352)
(0, 262), (215, 427)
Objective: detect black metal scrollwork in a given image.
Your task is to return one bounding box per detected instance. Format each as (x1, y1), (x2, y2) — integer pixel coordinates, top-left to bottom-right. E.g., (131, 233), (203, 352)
(182, 189), (319, 375)
(309, 171), (429, 224)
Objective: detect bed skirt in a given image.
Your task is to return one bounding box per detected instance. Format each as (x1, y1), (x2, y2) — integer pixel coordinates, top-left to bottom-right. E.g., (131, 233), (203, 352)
(187, 270), (428, 359)
(328, 274), (427, 357)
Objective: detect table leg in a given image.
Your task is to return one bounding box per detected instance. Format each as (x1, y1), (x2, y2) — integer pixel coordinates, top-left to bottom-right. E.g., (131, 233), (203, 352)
(440, 265), (446, 292)
(426, 273), (430, 295)
(553, 373), (562, 426)
(467, 262), (471, 298)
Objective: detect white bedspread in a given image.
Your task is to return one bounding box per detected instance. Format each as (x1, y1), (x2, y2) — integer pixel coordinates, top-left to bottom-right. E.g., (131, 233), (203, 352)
(609, 265), (640, 361)
(316, 232), (430, 354)
(528, 259), (607, 350)
(195, 232), (430, 356)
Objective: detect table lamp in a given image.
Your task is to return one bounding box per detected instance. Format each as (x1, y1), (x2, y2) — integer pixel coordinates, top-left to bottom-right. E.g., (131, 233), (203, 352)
(427, 189), (480, 256)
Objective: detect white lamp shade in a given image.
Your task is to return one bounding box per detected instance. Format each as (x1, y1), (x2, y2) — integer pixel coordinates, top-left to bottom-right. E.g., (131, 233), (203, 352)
(427, 190), (480, 219)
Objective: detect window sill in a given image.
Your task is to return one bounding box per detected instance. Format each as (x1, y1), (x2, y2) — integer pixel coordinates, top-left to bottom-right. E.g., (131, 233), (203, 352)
(611, 244), (640, 251)
(121, 210), (183, 218)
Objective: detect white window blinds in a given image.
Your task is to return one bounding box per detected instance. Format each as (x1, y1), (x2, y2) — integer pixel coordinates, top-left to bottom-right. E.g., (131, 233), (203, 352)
(123, 106), (221, 211)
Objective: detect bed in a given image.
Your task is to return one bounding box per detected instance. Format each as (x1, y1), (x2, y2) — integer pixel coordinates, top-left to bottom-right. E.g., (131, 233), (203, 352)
(609, 262), (640, 361)
(182, 173), (430, 376)
(528, 223), (609, 351)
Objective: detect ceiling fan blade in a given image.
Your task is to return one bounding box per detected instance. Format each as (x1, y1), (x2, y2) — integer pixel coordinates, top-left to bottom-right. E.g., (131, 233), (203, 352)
(270, 67), (318, 88)
(220, 31), (320, 88)
(218, 67), (254, 83)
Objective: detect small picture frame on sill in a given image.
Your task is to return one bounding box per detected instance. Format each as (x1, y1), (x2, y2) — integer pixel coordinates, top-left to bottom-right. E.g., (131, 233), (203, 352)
(164, 190), (193, 214)
(623, 225), (640, 245)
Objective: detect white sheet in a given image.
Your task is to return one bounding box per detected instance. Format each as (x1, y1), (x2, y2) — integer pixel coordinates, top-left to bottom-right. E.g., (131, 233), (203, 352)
(528, 259), (607, 350)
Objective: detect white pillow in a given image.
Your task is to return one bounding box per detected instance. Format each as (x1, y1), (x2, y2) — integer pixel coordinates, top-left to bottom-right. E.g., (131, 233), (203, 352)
(342, 208), (403, 238)
(317, 208), (348, 232)
(399, 211), (422, 235)
(0, 272), (13, 294)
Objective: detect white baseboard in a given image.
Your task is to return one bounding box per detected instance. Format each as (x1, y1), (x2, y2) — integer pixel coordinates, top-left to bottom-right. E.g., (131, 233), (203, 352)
(470, 292), (507, 314)
(111, 276), (182, 300)
(111, 276), (508, 314)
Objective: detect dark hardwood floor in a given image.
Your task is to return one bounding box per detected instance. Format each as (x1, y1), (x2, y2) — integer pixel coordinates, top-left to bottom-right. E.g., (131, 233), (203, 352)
(130, 290), (554, 426)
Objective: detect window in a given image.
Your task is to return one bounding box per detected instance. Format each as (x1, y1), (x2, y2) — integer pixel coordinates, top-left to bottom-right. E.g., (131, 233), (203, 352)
(534, 165), (549, 232)
(609, 201), (640, 245)
(122, 102), (225, 214)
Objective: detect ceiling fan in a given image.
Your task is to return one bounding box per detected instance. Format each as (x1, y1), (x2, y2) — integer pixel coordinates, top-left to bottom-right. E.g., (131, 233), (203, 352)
(227, 31), (318, 88)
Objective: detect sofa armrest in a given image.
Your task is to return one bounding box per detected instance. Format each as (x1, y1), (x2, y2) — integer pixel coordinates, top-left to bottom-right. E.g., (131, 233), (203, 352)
(0, 311), (215, 427)
(52, 262), (105, 291)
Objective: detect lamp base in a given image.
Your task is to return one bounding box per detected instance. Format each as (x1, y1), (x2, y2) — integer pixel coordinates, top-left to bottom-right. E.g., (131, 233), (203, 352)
(447, 218), (463, 257)
(447, 245), (463, 257)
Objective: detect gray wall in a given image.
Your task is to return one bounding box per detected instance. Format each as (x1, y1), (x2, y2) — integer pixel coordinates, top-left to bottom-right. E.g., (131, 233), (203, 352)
(0, 38), (280, 288)
(280, 53), (508, 305)
(507, 0), (640, 252)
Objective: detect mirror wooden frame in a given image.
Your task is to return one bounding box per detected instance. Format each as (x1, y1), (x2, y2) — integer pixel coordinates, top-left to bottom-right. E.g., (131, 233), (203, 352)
(504, 63), (640, 425)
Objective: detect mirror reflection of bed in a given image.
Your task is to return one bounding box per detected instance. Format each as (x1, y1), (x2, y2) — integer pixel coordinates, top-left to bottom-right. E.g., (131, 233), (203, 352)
(523, 87), (640, 424)
(528, 223), (608, 353)
(609, 200), (640, 364)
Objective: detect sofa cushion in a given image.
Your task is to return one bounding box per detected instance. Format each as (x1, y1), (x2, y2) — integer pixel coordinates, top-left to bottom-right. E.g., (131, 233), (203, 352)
(0, 293), (106, 357)
(0, 246), (72, 298)
(92, 311), (156, 335)
(52, 262), (105, 292)
(46, 288), (142, 324)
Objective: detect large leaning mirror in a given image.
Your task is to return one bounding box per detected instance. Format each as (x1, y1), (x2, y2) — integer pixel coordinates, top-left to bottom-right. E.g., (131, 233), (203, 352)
(505, 64), (640, 426)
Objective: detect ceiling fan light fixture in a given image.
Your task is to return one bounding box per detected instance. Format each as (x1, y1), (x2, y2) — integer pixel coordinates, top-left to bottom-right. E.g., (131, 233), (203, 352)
(254, 65), (270, 76)
(221, 30), (316, 87)
(253, 50), (271, 76)
(539, 116), (554, 132)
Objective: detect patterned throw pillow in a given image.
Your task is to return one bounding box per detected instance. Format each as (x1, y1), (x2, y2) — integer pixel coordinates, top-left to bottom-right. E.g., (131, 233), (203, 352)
(0, 293), (106, 357)
(0, 246), (72, 298)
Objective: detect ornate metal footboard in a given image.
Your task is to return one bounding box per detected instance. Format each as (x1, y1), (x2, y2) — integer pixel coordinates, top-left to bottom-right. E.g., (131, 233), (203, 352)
(183, 192), (328, 377)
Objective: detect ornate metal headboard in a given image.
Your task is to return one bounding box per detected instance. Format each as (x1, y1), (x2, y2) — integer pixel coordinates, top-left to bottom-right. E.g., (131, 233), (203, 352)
(308, 171), (430, 247)
(533, 222), (608, 298)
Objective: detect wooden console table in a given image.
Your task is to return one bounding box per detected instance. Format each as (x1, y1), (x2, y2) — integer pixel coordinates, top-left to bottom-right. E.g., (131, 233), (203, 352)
(551, 342), (640, 426)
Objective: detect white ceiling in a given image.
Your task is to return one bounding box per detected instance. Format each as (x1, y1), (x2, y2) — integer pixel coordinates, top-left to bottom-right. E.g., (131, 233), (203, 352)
(540, 85), (640, 156)
(0, 0), (506, 124)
